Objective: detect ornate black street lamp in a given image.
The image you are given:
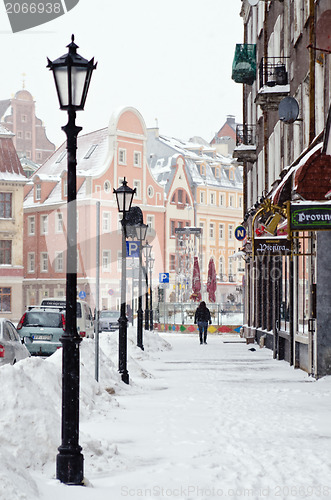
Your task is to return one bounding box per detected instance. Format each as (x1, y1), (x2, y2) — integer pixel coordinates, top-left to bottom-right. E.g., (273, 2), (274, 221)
(113, 178), (136, 384)
(47, 35), (96, 485)
(144, 241), (152, 330)
(135, 222), (148, 349)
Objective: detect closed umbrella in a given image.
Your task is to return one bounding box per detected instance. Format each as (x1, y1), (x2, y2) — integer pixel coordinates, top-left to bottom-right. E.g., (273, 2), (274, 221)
(190, 256), (202, 302)
(207, 258), (217, 303)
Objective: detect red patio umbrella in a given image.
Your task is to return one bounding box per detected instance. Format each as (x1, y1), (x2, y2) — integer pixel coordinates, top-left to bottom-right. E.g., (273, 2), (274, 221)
(207, 257), (217, 303)
(190, 256), (202, 302)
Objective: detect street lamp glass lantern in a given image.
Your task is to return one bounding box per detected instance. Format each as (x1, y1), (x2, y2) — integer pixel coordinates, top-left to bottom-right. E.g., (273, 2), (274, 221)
(47, 35), (97, 111)
(135, 223), (148, 241)
(114, 178), (136, 213)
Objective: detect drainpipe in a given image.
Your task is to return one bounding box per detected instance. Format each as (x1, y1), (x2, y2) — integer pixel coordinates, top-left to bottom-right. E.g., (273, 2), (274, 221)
(309, 0), (316, 144)
(263, 1), (268, 193)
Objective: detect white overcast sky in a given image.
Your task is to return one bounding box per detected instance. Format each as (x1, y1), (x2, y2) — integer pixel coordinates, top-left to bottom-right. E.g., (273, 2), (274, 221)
(0, 0), (243, 149)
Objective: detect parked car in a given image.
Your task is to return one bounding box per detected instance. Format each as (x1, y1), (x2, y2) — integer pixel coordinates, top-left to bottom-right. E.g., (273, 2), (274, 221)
(98, 310), (120, 332)
(17, 307), (65, 356)
(0, 318), (30, 366)
(40, 298), (94, 338)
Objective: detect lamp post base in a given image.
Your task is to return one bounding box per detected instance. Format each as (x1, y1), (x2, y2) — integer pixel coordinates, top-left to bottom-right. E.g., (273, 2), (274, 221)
(56, 446), (84, 485)
(120, 370), (130, 384)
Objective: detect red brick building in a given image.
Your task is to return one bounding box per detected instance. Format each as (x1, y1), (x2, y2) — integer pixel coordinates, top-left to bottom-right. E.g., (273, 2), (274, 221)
(0, 89), (55, 166)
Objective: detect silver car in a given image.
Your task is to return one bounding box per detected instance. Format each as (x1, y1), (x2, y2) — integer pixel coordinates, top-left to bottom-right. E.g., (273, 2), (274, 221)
(0, 318), (30, 366)
(98, 310), (120, 332)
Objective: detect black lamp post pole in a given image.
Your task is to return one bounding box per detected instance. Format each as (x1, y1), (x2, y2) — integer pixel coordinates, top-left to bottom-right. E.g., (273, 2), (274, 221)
(137, 235), (144, 350)
(56, 109), (84, 485)
(119, 215), (129, 384)
(149, 257), (154, 331)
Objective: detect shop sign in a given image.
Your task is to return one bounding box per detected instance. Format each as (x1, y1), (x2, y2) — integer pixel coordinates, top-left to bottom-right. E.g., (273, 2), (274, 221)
(290, 204), (331, 231)
(254, 237), (291, 256)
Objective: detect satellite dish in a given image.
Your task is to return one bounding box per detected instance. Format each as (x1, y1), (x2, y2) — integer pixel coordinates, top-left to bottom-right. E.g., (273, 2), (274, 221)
(248, 0), (259, 5)
(278, 96), (300, 124)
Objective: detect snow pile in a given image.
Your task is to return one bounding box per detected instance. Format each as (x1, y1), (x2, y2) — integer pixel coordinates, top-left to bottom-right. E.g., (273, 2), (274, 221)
(0, 328), (171, 500)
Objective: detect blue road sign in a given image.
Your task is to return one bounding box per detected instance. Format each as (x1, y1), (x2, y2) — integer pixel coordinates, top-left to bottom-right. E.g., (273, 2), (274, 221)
(126, 241), (140, 258)
(235, 226), (246, 241)
(159, 273), (169, 283)
(78, 290), (86, 299)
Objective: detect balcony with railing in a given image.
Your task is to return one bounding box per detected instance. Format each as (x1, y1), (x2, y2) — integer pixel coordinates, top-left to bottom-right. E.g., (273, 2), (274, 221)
(233, 124), (257, 162)
(255, 57), (290, 110)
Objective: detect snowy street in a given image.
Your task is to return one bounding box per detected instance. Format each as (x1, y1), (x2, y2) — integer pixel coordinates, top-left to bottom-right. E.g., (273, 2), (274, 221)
(1, 329), (331, 500)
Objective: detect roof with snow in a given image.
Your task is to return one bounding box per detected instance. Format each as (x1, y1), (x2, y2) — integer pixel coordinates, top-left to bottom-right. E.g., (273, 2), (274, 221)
(147, 130), (242, 195)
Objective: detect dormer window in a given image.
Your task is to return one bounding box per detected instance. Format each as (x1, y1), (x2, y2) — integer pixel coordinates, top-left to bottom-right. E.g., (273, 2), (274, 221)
(36, 184), (41, 200)
(63, 178), (67, 197)
(200, 165), (206, 176)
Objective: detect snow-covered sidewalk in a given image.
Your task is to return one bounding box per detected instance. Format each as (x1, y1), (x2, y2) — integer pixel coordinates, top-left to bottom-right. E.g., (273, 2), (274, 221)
(1, 329), (331, 500)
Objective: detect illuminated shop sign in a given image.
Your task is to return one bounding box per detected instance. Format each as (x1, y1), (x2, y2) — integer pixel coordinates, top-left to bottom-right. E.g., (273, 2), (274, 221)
(290, 204), (331, 231)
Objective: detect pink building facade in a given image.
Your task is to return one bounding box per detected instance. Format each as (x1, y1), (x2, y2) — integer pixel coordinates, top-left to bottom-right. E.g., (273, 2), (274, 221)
(23, 107), (165, 312)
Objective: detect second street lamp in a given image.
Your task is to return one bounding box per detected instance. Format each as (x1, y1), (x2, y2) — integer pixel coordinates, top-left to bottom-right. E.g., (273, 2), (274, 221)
(47, 35), (96, 485)
(113, 178), (136, 384)
(144, 242), (152, 330)
(135, 222), (148, 350)
(149, 256), (155, 330)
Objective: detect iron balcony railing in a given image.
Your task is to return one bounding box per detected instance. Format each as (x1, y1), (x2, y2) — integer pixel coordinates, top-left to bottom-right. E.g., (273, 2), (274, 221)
(258, 56), (289, 89)
(236, 124), (256, 147)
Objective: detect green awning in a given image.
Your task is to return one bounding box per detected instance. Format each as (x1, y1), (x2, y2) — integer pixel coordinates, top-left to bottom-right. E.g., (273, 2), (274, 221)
(231, 44), (256, 85)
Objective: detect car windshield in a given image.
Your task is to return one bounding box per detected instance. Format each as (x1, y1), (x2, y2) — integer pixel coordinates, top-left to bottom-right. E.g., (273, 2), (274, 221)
(23, 311), (63, 328)
(100, 311), (119, 319)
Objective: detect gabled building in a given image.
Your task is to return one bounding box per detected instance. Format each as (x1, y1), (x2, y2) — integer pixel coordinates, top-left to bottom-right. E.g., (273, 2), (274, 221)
(23, 107), (165, 312)
(0, 125), (27, 321)
(147, 128), (244, 305)
(0, 88), (55, 166)
(210, 115), (237, 156)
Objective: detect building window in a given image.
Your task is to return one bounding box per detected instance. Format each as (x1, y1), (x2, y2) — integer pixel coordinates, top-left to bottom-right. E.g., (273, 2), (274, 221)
(54, 252), (64, 272)
(239, 196), (243, 209)
(209, 223), (215, 238)
(0, 287), (11, 312)
(170, 220), (176, 237)
(219, 194), (224, 206)
(40, 252), (48, 273)
(25, 131), (31, 140)
(63, 178), (67, 197)
(102, 212), (111, 233)
(199, 221), (205, 235)
(28, 253), (35, 273)
(56, 213), (63, 233)
(229, 224), (234, 240)
(133, 180), (141, 199)
(210, 192), (216, 205)
(219, 257), (224, 277)
(229, 195), (234, 207)
(146, 214), (155, 236)
(147, 185), (154, 198)
(28, 216), (35, 235)
(0, 240), (12, 265)
(104, 180), (111, 193)
(215, 167), (220, 178)
(102, 250), (111, 272)
(17, 131), (22, 139)
(170, 254), (176, 272)
(200, 191), (205, 204)
(117, 250), (122, 271)
(118, 148), (126, 165)
(219, 224), (224, 240)
(36, 184), (41, 200)
(200, 165), (206, 176)
(177, 189), (183, 204)
(40, 215), (48, 236)
(21, 114), (27, 122)
(0, 193), (12, 218)
(134, 151), (141, 167)
(36, 152), (42, 160)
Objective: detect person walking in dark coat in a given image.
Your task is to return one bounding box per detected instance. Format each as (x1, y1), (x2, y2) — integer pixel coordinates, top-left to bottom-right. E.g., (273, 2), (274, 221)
(194, 301), (211, 344)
